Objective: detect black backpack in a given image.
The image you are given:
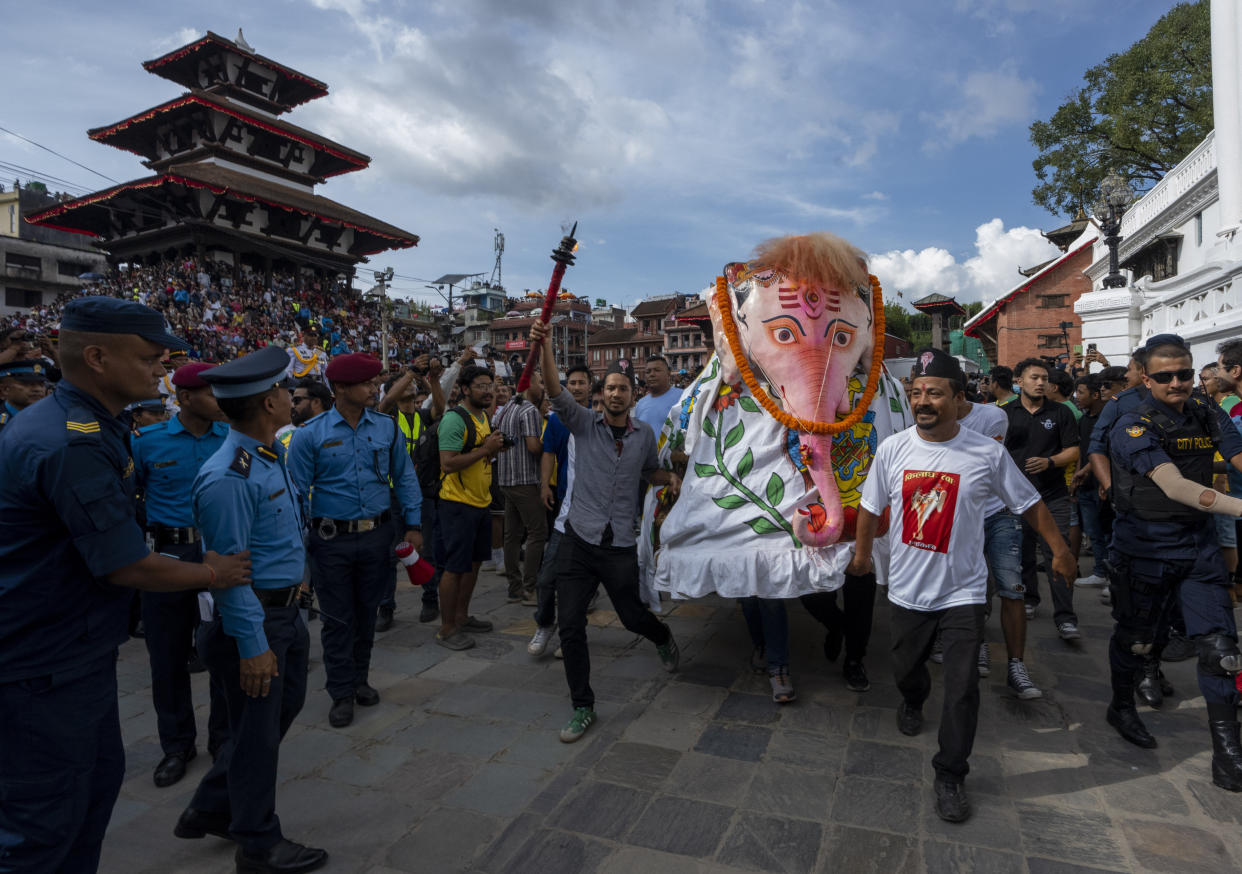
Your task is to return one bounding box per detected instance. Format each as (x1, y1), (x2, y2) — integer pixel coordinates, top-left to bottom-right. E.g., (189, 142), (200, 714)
(414, 405), (478, 497)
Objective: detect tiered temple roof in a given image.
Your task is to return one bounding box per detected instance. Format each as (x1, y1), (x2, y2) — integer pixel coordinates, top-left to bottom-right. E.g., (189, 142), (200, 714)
(25, 31), (416, 280)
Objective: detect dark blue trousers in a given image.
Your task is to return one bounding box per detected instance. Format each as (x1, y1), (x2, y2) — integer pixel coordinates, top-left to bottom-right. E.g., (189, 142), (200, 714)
(1109, 545), (1238, 708)
(309, 526), (391, 700)
(0, 652), (124, 873)
(189, 606), (309, 853)
(141, 541), (228, 757)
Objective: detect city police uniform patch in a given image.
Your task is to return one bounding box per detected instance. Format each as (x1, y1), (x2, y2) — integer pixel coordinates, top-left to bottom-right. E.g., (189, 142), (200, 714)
(1126, 425), (1146, 438)
(255, 446), (278, 463)
(229, 447), (253, 477)
(66, 419), (101, 435)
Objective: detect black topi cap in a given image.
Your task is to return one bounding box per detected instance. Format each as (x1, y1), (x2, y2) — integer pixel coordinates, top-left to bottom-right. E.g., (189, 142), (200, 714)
(910, 347), (965, 384)
(61, 297), (188, 350)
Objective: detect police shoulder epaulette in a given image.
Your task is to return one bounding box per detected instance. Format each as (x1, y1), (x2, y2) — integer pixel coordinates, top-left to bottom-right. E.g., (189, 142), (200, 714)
(255, 445), (279, 463)
(65, 407), (101, 437)
(303, 410), (328, 425)
(371, 409), (394, 420)
(0, 412), (7, 426)
(133, 421), (170, 439)
(229, 447), (253, 477)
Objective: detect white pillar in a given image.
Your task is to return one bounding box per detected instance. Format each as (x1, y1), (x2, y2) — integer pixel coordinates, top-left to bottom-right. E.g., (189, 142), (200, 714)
(1212, 0), (1242, 249)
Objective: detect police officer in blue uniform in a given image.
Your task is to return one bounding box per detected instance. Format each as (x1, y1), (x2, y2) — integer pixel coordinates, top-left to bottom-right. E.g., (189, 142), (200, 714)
(0, 358), (49, 430)
(175, 345), (328, 874)
(288, 352), (423, 728)
(1105, 334), (1242, 792)
(131, 361), (231, 786)
(0, 297), (251, 873)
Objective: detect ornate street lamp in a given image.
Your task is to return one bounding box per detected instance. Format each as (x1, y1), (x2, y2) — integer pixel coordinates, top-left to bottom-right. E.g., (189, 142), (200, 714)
(1093, 170), (1134, 289)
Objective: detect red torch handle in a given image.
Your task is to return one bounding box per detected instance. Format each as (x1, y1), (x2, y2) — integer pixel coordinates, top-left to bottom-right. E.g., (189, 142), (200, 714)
(515, 260), (569, 392)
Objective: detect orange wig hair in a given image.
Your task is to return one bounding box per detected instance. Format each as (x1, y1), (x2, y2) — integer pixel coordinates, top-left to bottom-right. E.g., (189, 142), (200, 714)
(751, 232), (869, 292)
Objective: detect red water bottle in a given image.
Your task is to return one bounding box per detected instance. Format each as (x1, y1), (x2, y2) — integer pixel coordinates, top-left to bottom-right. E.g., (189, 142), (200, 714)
(395, 541), (435, 586)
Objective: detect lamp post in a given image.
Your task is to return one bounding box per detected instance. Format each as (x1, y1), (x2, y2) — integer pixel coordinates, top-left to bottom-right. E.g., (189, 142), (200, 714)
(1094, 170), (1133, 290)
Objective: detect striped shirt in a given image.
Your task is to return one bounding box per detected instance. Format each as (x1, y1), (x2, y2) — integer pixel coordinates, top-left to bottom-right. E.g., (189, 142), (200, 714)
(494, 398), (542, 486)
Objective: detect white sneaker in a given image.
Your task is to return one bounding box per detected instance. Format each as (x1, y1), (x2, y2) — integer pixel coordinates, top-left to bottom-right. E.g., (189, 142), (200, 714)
(1007, 659), (1043, 700)
(1100, 587), (1112, 605)
(527, 626), (555, 656)
(1074, 574), (1106, 588)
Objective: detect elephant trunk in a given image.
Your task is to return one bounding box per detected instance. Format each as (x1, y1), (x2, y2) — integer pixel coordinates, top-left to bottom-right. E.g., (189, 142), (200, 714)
(792, 432), (844, 547)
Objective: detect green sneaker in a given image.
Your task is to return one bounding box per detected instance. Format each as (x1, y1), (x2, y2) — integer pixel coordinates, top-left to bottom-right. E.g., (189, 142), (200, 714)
(559, 707), (596, 743)
(656, 627), (680, 673)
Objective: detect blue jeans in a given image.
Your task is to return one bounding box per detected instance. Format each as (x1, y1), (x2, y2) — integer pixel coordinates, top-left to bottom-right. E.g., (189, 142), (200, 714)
(1077, 489), (1109, 578)
(984, 510), (1024, 600)
(534, 527), (563, 628)
(739, 597), (790, 671)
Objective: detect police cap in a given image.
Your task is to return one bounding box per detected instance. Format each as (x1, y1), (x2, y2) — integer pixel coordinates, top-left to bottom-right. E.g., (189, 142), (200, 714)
(61, 297), (189, 350)
(171, 362), (215, 388)
(200, 346), (292, 399)
(127, 398), (166, 412)
(0, 360), (49, 382)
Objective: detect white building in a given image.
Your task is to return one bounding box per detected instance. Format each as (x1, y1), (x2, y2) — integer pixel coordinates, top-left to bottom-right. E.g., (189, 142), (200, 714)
(1076, 0), (1242, 369)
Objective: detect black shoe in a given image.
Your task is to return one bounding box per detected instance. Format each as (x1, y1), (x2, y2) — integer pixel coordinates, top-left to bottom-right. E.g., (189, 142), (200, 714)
(896, 701), (923, 736)
(235, 838), (328, 874)
(1162, 634), (1195, 662)
(153, 748), (196, 788)
(1136, 663), (1163, 709)
(355, 683), (380, 707)
(934, 779), (972, 823)
(843, 659), (870, 692)
(1210, 720), (1242, 792)
(375, 605), (394, 632)
(187, 648), (206, 674)
(1159, 671), (1174, 697)
(328, 697), (354, 728)
(823, 627), (843, 663)
(1106, 704), (1157, 749)
(419, 603), (439, 623)
(174, 806), (231, 840)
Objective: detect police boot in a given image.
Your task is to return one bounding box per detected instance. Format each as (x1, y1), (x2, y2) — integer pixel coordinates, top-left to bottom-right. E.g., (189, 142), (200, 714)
(1209, 721), (1242, 792)
(1107, 703), (1157, 749)
(1198, 634), (1242, 676)
(1136, 661), (1163, 709)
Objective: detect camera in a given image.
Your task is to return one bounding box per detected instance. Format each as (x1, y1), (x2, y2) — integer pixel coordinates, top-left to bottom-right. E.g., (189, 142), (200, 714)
(499, 432), (516, 449)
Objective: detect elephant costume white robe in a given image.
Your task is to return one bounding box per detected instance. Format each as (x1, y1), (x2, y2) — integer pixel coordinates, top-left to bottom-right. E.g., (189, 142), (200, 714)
(638, 356), (912, 604)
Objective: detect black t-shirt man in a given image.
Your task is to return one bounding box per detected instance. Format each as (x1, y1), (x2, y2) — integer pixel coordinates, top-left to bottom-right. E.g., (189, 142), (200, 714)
(1003, 398), (1079, 500)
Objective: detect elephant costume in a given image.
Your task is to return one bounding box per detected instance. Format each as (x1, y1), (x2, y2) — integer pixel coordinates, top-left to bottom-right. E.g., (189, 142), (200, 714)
(639, 233), (913, 603)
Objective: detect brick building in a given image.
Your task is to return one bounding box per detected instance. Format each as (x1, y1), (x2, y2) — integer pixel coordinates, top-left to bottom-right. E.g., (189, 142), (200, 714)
(662, 300), (711, 376)
(487, 297), (597, 374)
(587, 327), (664, 378)
(962, 219), (1096, 368)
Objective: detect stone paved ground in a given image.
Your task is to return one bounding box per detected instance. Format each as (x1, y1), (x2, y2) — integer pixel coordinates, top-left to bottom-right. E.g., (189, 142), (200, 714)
(99, 570), (1242, 874)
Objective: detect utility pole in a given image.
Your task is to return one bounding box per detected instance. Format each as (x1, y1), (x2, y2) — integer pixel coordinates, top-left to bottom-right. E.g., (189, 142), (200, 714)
(373, 266), (394, 365)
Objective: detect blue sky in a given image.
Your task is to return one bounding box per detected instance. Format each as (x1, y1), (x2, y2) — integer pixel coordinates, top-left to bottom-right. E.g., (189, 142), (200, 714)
(3, 0), (1185, 310)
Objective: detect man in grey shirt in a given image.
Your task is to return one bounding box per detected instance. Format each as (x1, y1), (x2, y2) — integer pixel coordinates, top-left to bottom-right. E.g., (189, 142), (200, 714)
(530, 320), (682, 744)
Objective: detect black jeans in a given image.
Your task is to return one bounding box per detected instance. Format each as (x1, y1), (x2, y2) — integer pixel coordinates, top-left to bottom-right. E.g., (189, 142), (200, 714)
(1021, 494), (1076, 625)
(190, 606), (309, 853)
(800, 572), (877, 661)
(557, 529), (669, 710)
(141, 540), (227, 758)
(890, 602), (985, 784)
(309, 526), (391, 700)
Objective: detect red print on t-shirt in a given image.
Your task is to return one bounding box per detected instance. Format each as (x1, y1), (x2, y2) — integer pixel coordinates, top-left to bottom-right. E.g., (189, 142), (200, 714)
(900, 469), (960, 554)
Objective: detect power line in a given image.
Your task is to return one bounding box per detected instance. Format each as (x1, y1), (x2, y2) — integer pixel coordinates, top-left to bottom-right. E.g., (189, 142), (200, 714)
(0, 126), (119, 184)
(0, 160), (94, 194)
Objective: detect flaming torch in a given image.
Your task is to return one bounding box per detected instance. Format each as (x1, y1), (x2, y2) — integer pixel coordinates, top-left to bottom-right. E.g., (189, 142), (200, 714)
(515, 222), (579, 392)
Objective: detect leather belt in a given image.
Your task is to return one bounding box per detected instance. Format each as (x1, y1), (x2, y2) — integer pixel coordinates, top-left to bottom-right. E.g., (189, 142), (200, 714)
(312, 510), (391, 540)
(148, 525), (200, 545)
(252, 586), (300, 608)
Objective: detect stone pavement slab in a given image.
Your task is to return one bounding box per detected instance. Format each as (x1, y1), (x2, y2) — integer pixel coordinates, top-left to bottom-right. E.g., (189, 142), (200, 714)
(98, 568), (1242, 872)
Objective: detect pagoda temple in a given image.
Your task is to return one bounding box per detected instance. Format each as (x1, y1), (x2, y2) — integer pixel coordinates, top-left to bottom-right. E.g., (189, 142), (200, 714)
(24, 31), (417, 285)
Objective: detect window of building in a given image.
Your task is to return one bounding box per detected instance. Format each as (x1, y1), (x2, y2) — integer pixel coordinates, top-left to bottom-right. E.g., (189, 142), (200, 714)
(1196, 212), (1203, 247)
(8, 204), (15, 235)
(606, 349), (614, 361)
(592, 349), (600, 362)
(1038, 334), (1064, 349)
(1037, 294), (1068, 309)
(5, 252), (40, 279)
(4, 288), (42, 308)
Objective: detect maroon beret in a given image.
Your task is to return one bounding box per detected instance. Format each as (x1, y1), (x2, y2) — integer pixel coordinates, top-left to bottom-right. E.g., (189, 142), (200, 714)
(325, 353), (383, 385)
(171, 362), (216, 388)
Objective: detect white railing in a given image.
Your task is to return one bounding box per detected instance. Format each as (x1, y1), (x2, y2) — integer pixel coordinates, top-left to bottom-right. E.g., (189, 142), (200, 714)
(1121, 131), (1216, 237)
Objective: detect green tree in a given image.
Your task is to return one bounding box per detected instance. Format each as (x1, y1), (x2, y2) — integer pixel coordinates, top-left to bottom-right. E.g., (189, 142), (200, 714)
(24, 180), (48, 194)
(1029, 0), (1211, 217)
(884, 302), (912, 341)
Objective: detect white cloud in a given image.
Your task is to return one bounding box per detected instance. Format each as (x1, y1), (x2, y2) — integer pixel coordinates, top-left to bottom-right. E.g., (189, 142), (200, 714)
(869, 218), (1061, 305)
(861, 191), (888, 202)
(924, 64), (1038, 150)
(953, 0), (1083, 35)
(152, 27), (199, 52)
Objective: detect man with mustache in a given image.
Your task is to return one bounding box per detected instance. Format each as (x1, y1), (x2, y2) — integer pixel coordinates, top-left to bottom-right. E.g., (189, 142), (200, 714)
(848, 347), (1073, 823)
(1104, 334), (1242, 793)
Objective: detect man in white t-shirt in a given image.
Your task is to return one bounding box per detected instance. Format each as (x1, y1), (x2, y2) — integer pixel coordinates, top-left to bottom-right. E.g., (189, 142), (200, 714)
(848, 349), (1074, 824)
(956, 395), (1043, 700)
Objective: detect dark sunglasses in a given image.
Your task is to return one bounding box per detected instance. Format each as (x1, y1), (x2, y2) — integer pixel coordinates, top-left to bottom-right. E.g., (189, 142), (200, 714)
(1148, 368), (1196, 384)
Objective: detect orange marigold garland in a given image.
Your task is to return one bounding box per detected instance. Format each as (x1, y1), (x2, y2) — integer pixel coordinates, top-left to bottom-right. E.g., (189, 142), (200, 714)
(713, 273), (886, 436)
